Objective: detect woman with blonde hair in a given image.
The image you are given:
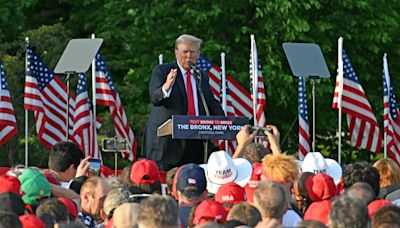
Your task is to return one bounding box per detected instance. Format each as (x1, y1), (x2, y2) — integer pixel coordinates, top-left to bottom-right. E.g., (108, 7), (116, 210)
(373, 158), (400, 201)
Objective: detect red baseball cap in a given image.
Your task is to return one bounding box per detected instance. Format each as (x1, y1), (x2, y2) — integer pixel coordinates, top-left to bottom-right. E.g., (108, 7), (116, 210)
(130, 159), (160, 184)
(193, 200), (228, 225)
(58, 197), (78, 219)
(215, 182), (246, 208)
(305, 173), (337, 202)
(19, 215), (46, 228)
(368, 199), (391, 218)
(244, 163), (263, 204)
(304, 200), (332, 225)
(0, 175), (22, 196)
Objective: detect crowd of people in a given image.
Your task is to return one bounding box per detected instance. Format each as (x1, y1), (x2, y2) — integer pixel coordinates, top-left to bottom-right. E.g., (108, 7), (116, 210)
(0, 124), (399, 228)
(0, 34), (399, 227)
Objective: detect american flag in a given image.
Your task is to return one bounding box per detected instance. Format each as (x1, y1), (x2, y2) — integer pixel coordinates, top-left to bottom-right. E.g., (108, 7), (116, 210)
(0, 60), (17, 146)
(196, 55), (251, 153)
(332, 50), (381, 153)
(73, 73), (101, 158)
(95, 53), (137, 161)
(382, 55), (400, 165)
(24, 43), (78, 148)
(249, 36), (267, 128)
(196, 55), (253, 117)
(298, 77), (310, 159)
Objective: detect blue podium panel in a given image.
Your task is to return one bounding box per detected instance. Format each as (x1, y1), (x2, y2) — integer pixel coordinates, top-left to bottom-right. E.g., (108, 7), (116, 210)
(172, 115), (248, 140)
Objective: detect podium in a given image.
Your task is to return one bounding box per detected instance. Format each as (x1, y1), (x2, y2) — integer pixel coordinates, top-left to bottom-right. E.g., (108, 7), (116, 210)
(157, 115), (248, 163)
(157, 115), (248, 162)
(157, 115), (248, 140)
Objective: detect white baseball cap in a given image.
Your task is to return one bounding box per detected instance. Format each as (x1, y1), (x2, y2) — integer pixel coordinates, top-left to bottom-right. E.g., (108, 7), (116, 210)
(298, 152), (342, 185)
(200, 151), (252, 194)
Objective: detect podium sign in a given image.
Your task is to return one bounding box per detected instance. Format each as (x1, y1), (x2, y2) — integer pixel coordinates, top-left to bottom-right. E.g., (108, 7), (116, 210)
(172, 115), (248, 140)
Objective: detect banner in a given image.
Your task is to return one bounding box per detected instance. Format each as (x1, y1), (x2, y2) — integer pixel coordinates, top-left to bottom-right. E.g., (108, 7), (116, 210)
(172, 115), (248, 140)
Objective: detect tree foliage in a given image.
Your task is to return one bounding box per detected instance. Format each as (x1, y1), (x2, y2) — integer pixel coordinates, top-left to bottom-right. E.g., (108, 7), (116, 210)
(0, 0), (399, 167)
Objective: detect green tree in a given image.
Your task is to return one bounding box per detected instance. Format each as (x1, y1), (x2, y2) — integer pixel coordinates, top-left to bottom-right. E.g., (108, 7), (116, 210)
(0, 0), (399, 167)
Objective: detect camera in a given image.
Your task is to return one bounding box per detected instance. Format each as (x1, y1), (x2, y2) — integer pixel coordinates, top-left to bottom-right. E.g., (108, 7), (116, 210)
(248, 126), (272, 137)
(88, 158), (101, 176)
(102, 138), (128, 152)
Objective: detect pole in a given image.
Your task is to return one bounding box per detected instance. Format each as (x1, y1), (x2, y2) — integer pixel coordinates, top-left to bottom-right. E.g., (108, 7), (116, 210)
(337, 37), (344, 164)
(91, 34), (97, 135)
(196, 82), (210, 163)
(25, 37), (29, 166)
(221, 52), (229, 153)
(384, 125), (387, 159)
(383, 53), (389, 158)
(115, 152), (118, 175)
(311, 78), (316, 152)
(65, 73), (71, 140)
(159, 54), (163, 65)
(221, 53), (227, 115)
(250, 35), (258, 127)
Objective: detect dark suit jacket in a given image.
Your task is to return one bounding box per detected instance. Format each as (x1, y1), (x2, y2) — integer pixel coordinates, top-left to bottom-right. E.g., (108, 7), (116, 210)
(142, 61), (224, 166)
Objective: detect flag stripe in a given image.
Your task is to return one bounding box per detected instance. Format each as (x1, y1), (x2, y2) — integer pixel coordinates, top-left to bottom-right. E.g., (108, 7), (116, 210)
(382, 56), (400, 165)
(332, 49), (382, 153)
(0, 61), (17, 146)
(298, 77), (310, 157)
(95, 54), (136, 161)
(250, 36), (267, 128)
(24, 44), (83, 152)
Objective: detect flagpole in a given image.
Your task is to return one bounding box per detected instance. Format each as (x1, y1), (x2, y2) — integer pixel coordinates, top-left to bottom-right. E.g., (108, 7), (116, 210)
(25, 37), (29, 167)
(337, 37), (344, 165)
(221, 52), (229, 153)
(311, 78), (316, 152)
(250, 35), (258, 127)
(91, 34), (97, 139)
(159, 54), (163, 65)
(221, 52), (227, 115)
(65, 72), (71, 140)
(383, 53), (388, 158)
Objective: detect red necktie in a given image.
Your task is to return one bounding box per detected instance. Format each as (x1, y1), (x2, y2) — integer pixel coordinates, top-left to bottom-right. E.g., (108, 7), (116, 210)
(186, 70), (196, 115)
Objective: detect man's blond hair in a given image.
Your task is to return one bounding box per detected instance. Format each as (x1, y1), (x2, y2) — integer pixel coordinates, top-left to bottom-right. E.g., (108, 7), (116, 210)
(262, 153), (298, 183)
(175, 34), (202, 51)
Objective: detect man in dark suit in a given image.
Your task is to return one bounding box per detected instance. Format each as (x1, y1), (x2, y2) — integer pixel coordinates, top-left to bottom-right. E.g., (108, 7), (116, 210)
(142, 34), (224, 171)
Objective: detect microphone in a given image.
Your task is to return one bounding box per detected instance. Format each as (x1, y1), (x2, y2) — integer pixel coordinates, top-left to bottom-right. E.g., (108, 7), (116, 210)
(188, 61), (210, 117)
(188, 61), (202, 81)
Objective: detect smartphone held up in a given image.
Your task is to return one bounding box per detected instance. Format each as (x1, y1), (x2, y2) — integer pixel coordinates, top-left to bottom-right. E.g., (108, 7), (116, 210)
(102, 138), (128, 152)
(248, 126), (272, 137)
(88, 158), (101, 176)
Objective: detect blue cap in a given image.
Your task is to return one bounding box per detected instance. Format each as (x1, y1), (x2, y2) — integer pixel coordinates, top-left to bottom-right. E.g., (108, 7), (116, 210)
(176, 164), (206, 197)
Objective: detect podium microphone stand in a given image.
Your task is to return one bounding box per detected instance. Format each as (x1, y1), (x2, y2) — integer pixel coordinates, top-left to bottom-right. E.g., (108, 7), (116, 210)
(192, 67), (211, 163)
(54, 38), (103, 139)
(282, 43), (330, 152)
